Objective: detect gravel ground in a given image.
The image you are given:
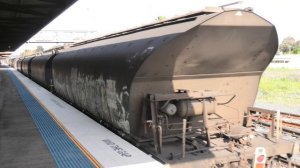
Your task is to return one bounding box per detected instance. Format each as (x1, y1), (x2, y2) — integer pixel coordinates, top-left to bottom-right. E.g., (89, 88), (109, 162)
(254, 101), (300, 164)
(254, 101), (300, 115)
(255, 126), (300, 164)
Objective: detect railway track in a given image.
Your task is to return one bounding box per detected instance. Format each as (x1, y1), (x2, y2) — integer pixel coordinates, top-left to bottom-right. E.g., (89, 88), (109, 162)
(251, 110), (300, 167)
(252, 111), (300, 135)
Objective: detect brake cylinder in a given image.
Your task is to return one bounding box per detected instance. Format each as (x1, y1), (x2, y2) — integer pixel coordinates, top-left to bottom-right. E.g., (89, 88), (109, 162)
(177, 100), (216, 117)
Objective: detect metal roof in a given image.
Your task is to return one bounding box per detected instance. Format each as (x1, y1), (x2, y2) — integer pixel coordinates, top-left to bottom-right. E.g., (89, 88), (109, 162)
(0, 0), (77, 52)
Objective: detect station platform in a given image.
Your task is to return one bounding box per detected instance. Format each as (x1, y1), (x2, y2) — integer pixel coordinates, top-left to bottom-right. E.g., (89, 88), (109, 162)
(0, 65), (163, 168)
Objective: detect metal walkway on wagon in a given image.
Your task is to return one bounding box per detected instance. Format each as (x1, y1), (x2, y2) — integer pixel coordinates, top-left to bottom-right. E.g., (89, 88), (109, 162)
(0, 65), (95, 168)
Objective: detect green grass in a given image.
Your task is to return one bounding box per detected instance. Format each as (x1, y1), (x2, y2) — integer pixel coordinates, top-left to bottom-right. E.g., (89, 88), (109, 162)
(256, 68), (300, 105)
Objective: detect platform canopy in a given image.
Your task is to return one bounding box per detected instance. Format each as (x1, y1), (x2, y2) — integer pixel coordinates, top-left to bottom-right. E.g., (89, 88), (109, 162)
(0, 0), (77, 54)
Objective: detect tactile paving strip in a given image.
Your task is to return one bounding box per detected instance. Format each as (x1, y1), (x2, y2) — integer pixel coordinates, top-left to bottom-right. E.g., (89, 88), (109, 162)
(7, 71), (95, 168)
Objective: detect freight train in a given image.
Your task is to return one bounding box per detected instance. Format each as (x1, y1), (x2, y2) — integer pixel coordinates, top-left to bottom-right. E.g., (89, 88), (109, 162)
(14, 7), (299, 168)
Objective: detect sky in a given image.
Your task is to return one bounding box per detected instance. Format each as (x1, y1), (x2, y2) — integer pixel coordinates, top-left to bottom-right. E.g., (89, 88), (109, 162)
(13, 0), (300, 55)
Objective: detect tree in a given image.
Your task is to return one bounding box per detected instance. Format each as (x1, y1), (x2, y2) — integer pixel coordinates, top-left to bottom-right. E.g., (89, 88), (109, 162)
(20, 46), (44, 57)
(279, 43), (290, 54)
(294, 40), (300, 47)
(21, 49), (33, 57)
(35, 45), (44, 53)
(292, 41), (300, 54)
(292, 47), (300, 54)
(279, 36), (295, 54)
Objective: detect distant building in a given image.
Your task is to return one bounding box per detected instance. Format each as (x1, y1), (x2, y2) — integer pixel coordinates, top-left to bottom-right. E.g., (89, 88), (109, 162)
(269, 55), (300, 68)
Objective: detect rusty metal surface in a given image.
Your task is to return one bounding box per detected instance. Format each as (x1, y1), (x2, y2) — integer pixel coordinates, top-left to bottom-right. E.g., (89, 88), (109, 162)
(131, 10), (277, 137)
(49, 10), (278, 137)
